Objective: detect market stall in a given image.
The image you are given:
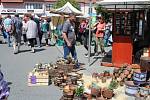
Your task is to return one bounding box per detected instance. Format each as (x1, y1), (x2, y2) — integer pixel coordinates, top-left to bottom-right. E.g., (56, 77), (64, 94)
(49, 2), (83, 46)
(97, 0), (150, 67)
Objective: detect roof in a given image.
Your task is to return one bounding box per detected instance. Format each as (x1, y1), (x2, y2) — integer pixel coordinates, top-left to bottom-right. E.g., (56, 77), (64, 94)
(97, 0), (150, 10)
(1, 0), (24, 2)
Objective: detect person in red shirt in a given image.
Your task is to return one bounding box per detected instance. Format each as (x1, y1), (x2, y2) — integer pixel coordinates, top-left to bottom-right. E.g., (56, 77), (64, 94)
(94, 16), (106, 56)
(78, 19), (87, 44)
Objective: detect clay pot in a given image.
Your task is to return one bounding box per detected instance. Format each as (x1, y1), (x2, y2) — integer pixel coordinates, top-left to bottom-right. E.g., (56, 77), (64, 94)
(124, 70), (130, 75)
(135, 93), (147, 100)
(69, 84), (76, 91)
(119, 80), (124, 86)
(63, 91), (74, 99)
(102, 89), (114, 99)
(127, 65), (132, 71)
(71, 76), (77, 85)
(120, 73), (126, 79)
(113, 68), (119, 74)
(103, 72), (110, 77)
(63, 85), (70, 93)
(92, 73), (99, 79)
(114, 73), (119, 78)
(91, 88), (101, 97)
(127, 74), (132, 80)
(96, 97), (106, 100)
(140, 86), (150, 96)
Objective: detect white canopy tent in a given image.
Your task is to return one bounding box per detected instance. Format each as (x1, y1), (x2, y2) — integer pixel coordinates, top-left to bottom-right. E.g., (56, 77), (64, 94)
(50, 2), (83, 15)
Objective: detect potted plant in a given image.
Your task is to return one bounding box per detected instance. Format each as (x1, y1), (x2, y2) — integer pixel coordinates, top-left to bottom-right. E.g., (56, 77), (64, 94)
(75, 86), (84, 97)
(101, 87), (114, 99)
(102, 80), (118, 99)
(108, 80), (118, 90)
(91, 82), (101, 97)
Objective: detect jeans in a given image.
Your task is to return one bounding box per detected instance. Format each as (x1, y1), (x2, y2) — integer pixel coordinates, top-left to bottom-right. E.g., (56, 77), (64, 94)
(104, 29), (111, 46)
(3, 31), (11, 47)
(63, 43), (77, 60)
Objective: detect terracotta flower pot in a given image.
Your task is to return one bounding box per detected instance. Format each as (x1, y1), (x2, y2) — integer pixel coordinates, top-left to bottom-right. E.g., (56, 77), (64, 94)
(113, 68), (119, 74)
(102, 89), (114, 99)
(114, 73), (119, 78)
(127, 74), (132, 80)
(103, 72), (110, 77)
(124, 70), (130, 75)
(91, 88), (101, 97)
(96, 97), (106, 100)
(119, 80), (124, 86)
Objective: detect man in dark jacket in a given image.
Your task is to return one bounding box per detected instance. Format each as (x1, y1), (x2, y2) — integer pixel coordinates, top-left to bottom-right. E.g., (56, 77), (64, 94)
(12, 13), (22, 54)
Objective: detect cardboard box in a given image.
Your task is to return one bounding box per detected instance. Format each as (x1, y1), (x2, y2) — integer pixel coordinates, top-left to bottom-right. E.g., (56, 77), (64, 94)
(28, 69), (50, 86)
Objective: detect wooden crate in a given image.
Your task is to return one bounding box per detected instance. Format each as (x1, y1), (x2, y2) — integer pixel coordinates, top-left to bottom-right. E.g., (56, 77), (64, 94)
(28, 70), (50, 86)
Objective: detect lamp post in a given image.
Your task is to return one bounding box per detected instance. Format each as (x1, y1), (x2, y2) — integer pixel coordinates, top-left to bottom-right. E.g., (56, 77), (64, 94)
(88, 0), (92, 67)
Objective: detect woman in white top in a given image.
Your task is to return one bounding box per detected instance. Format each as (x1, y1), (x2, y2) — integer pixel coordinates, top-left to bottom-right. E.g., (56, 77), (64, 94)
(26, 15), (38, 53)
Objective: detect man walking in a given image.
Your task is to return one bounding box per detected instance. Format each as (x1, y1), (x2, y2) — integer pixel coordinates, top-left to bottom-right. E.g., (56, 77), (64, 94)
(62, 14), (79, 68)
(12, 13), (23, 54)
(3, 15), (13, 47)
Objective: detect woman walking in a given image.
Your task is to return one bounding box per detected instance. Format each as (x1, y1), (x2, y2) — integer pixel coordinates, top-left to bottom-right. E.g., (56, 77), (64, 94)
(26, 14), (38, 53)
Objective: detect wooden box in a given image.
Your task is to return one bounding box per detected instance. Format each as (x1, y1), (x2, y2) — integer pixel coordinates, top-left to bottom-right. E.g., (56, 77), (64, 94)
(28, 69), (50, 86)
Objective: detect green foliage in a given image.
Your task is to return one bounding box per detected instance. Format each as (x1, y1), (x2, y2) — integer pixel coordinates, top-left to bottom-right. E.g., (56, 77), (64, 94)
(53, 0), (80, 10)
(108, 80), (118, 90)
(95, 4), (112, 22)
(75, 86), (84, 97)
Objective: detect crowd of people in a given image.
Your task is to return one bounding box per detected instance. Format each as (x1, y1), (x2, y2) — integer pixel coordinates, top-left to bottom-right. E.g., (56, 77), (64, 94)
(77, 15), (112, 57)
(0, 13), (51, 54)
(0, 13), (112, 61)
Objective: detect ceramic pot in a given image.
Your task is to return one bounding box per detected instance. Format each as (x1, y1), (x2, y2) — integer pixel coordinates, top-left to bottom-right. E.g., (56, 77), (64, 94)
(114, 73), (119, 78)
(140, 86), (150, 96)
(63, 91), (74, 99)
(91, 88), (101, 97)
(124, 70), (130, 75)
(125, 81), (139, 96)
(133, 69), (147, 85)
(113, 68), (119, 73)
(102, 89), (114, 99)
(119, 80), (124, 86)
(104, 72), (110, 77)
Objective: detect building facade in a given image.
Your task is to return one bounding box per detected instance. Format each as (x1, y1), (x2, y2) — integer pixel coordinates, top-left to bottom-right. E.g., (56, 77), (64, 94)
(0, 0), (97, 15)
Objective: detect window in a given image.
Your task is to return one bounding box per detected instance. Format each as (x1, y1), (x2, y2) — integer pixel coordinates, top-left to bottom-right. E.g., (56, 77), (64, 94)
(46, 4), (53, 11)
(25, 3), (42, 9)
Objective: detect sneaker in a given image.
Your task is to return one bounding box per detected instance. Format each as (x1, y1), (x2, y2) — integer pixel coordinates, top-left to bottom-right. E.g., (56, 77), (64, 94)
(94, 52), (99, 56)
(46, 44), (49, 47)
(31, 48), (35, 53)
(14, 50), (18, 54)
(84, 54), (88, 58)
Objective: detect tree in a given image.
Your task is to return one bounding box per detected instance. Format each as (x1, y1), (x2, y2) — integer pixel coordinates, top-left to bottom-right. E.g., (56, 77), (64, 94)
(95, 4), (112, 22)
(53, 0), (80, 10)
